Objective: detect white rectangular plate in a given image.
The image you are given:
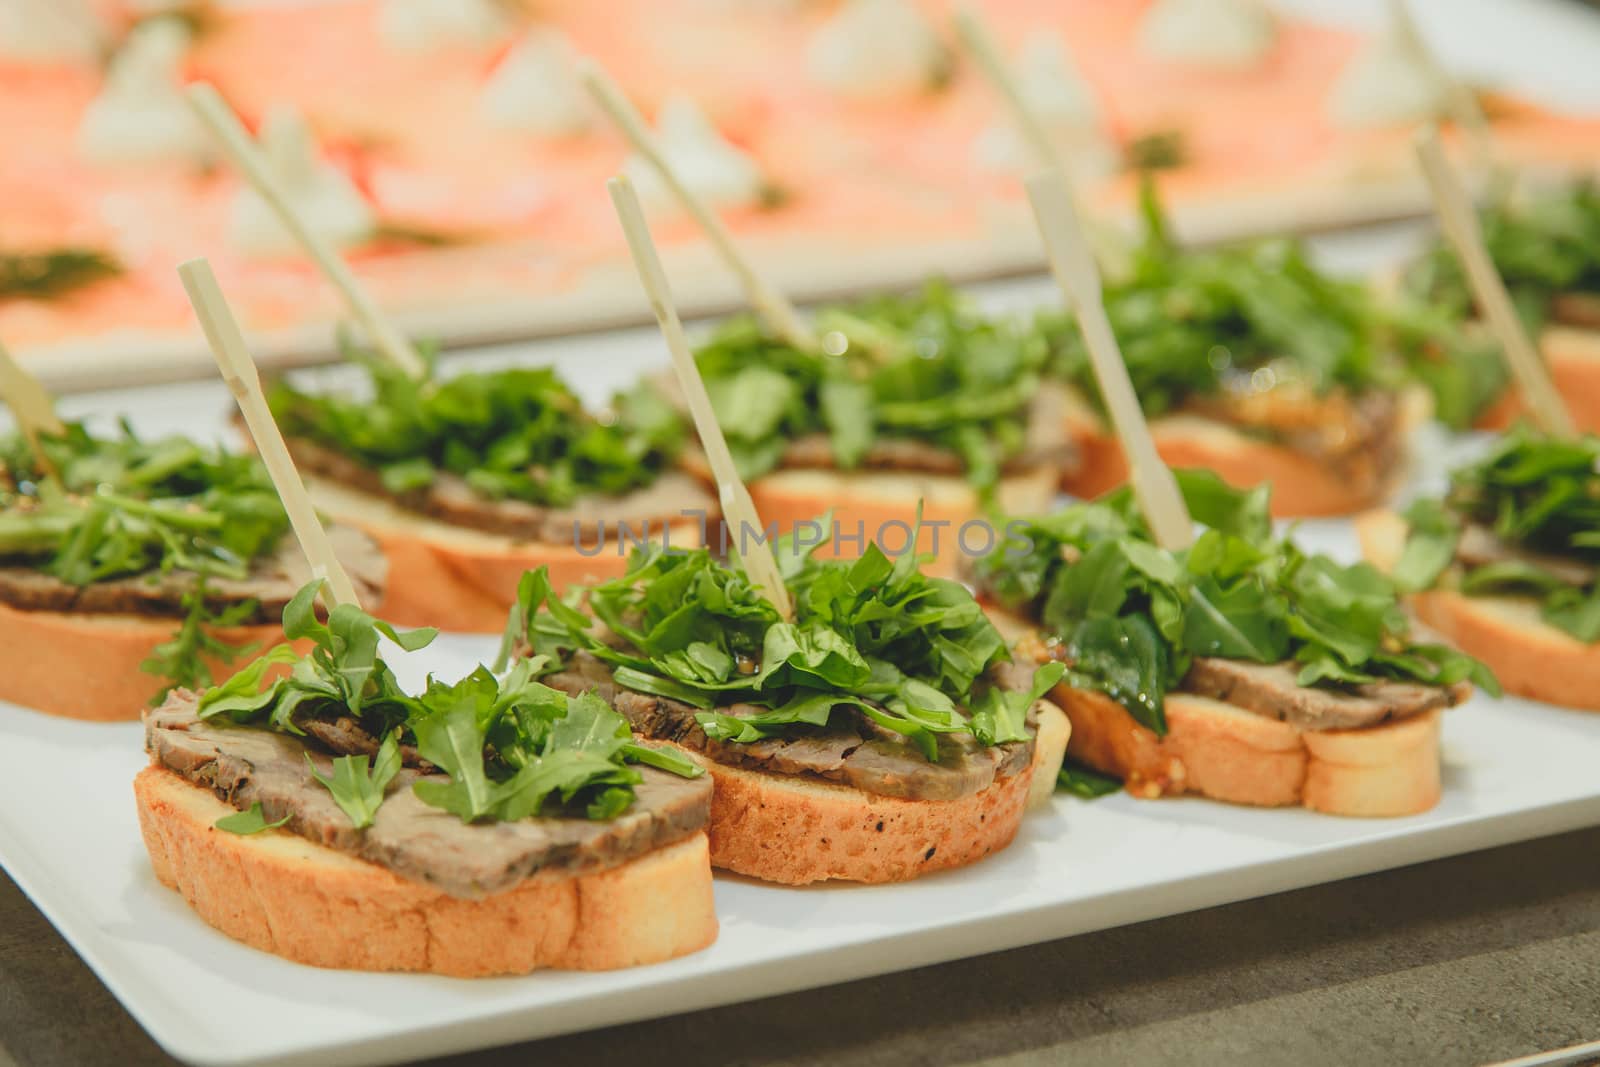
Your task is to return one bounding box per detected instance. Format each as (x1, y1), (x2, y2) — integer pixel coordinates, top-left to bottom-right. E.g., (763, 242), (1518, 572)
(4, 273), (1600, 1067)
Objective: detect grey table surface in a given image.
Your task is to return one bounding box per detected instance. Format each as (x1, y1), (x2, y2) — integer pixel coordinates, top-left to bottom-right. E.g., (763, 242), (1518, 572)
(2, 826), (1596, 1067)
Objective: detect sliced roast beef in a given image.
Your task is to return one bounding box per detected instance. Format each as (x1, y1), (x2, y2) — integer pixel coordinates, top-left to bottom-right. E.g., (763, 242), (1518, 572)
(1188, 383), (1404, 497)
(1181, 657), (1470, 731)
(543, 651), (1035, 802)
(144, 692), (711, 899)
(284, 434), (715, 543)
(0, 524), (386, 621)
(1551, 291), (1600, 330)
(1455, 522), (1595, 588)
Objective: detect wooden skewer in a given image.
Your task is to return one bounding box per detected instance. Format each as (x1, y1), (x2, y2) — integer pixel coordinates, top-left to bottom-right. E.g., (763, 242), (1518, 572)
(579, 60), (819, 354)
(185, 82), (428, 380)
(606, 175), (794, 620)
(177, 258), (364, 609)
(0, 339), (66, 469)
(1413, 127), (1573, 438)
(953, 4), (1068, 176)
(1387, 0), (1495, 174)
(1024, 170), (1193, 551)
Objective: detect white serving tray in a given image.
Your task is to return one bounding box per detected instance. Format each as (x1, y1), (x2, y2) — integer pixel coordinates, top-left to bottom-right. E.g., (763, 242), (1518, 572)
(4, 274), (1600, 1067)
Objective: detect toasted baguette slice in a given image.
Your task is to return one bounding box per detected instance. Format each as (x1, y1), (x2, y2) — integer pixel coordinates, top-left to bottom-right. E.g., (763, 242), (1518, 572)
(133, 766), (718, 976)
(1060, 409), (1409, 518)
(1054, 685), (1442, 817)
(0, 600), (292, 721)
(1476, 325), (1600, 433)
(1358, 509), (1600, 711)
(304, 476), (705, 633)
(729, 464), (1059, 578)
(674, 704), (1069, 886)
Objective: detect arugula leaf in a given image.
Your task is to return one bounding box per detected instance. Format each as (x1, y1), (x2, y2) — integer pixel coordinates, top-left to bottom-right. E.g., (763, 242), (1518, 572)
(970, 661), (1064, 746)
(411, 676), (500, 822)
(306, 731), (401, 829)
(1056, 761), (1123, 799)
(141, 581), (263, 705)
(214, 802), (290, 836)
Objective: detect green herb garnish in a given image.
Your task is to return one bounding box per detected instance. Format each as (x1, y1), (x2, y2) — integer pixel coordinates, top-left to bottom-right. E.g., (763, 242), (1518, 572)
(1056, 761), (1122, 799)
(139, 581), (263, 706)
(214, 802), (290, 836)
(267, 345), (684, 507)
(695, 280), (1050, 500)
(0, 248), (122, 303)
(506, 528), (1057, 761)
(1394, 427), (1600, 642)
(197, 582), (701, 827)
(970, 470), (1498, 735)
(1405, 179), (1600, 335)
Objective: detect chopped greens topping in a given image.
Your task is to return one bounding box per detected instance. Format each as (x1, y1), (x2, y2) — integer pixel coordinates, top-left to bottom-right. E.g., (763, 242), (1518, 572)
(0, 421), (289, 585)
(0, 248), (122, 303)
(267, 344), (686, 507)
(1405, 179), (1600, 334)
(1056, 761), (1122, 799)
(1040, 180), (1500, 428)
(969, 470), (1498, 736)
(695, 280), (1050, 499)
(197, 582), (701, 827)
(506, 531), (1059, 761)
(1395, 428), (1600, 643)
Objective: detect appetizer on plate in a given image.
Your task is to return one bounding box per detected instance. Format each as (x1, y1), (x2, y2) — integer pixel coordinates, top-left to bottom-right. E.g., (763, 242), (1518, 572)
(971, 471), (1495, 816)
(507, 533), (1072, 885)
(1042, 188), (1438, 517)
(265, 350), (714, 633)
(1404, 179), (1600, 432)
(681, 282), (1075, 572)
(1359, 428), (1600, 711)
(0, 421), (383, 719)
(135, 581), (718, 976)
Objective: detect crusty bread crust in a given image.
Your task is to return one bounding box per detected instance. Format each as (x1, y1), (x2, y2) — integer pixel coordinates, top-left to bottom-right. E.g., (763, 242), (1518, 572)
(305, 476), (704, 633)
(1054, 685), (1443, 817)
(133, 766), (718, 976)
(1060, 411), (1403, 518)
(730, 464), (1059, 578)
(683, 704), (1069, 885)
(1477, 325), (1600, 433)
(0, 600), (291, 721)
(1357, 508), (1600, 711)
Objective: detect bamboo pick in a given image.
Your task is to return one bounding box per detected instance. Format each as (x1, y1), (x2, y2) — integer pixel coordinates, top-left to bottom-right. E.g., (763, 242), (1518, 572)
(0, 339), (66, 469)
(1024, 170), (1193, 550)
(1413, 127), (1573, 438)
(1387, 0), (1496, 175)
(952, 4), (1067, 176)
(606, 175), (794, 620)
(177, 258), (364, 609)
(579, 60), (819, 354)
(185, 82), (428, 380)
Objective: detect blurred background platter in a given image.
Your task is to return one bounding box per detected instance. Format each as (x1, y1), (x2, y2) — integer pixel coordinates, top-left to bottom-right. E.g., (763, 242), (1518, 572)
(3, 0), (1598, 389)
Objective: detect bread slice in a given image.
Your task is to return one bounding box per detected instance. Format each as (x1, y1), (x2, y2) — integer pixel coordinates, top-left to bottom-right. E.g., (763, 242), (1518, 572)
(1477, 324), (1600, 433)
(677, 703), (1069, 885)
(305, 476), (705, 633)
(0, 600), (291, 721)
(133, 765), (718, 975)
(1054, 685), (1442, 817)
(1358, 508), (1600, 711)
(735, 464), (1059, 578)
(1059, 407), (1410, 518)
